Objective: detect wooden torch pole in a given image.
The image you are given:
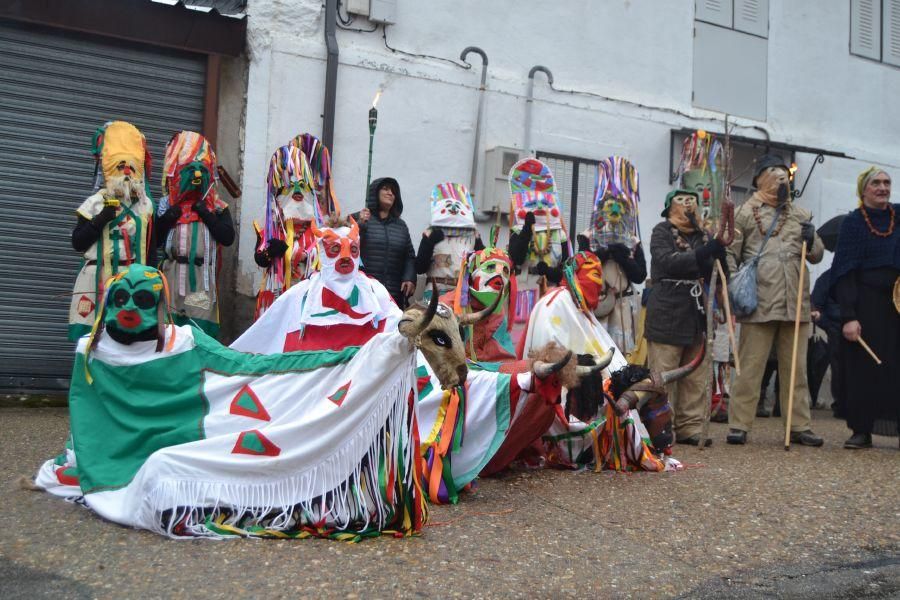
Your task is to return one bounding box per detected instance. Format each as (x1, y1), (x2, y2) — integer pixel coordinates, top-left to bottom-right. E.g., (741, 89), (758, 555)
(784, 240), (807, 451)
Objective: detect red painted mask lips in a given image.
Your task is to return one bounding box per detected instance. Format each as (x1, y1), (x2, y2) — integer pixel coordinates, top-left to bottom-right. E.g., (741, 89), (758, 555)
(116, 310), (142, 329)
(486, 275), (505, 291)
(335, 258), (355, 274)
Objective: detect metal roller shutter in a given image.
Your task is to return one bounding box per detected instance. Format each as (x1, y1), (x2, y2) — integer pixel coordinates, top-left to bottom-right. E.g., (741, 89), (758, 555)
(0, 19), (206, 391)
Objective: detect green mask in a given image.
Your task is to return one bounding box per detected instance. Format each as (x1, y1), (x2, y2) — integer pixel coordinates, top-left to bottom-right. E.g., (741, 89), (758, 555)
(469, 256), (510, 314)
(179, 161), (211, 195)
(103, 265), (163, 336)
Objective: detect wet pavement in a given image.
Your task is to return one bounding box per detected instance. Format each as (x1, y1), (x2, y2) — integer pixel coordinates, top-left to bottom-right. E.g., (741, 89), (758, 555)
(1, 406), (897, 598)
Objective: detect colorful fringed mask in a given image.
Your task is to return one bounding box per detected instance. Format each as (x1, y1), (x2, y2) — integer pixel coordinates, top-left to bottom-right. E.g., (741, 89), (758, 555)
(591, 156), (640, 250)
(288, 132), (338, 213)
(162, 131), (226, 223)
(509, 158), (563, 233)
(678, 131), (724, 224)
(563, 251), (604, 313)
(430, 182), (476, 229)
(268, 145), (318, 224)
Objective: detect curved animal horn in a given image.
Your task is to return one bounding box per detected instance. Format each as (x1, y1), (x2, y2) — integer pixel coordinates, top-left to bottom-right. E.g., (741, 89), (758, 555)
(405, 281), (439, 337)
(310, 218), (324, 239)
(457, 290), (503, 326)
(533, 350), (573, 379)
(575, 347), (615, 376)
(660, 339), (706, 384)
(348, 215), (359, 240)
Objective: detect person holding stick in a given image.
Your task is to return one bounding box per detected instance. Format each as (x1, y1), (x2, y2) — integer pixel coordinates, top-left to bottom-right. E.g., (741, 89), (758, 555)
(830, 167), (899, 449)
(725, 155), (825, 446)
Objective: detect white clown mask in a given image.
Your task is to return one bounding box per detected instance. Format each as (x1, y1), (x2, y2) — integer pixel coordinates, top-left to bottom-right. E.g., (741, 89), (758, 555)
(430, 182), (476, 229)
(312, 220), (361, 284)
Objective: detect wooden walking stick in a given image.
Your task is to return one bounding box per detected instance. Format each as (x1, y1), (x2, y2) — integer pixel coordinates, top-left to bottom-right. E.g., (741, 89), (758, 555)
(714, 259), (740, 376)
(857, 336), (883, 365)
(699, 261), (719, 451)
(784, 240), (807, 451)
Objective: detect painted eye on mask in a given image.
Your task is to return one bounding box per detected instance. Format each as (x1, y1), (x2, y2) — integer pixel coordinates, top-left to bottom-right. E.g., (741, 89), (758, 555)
(325, 242), (341, 258)
(429, 331), (452, 348)
(112, 289), (156, 309)
(349, 242), (360, 258)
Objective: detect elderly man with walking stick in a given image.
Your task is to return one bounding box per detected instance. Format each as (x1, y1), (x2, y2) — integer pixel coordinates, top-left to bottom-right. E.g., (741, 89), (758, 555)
(725, 155), (825, 446)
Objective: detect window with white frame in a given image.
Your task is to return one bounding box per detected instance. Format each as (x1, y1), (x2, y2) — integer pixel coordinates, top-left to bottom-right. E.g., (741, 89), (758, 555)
(693, 0), (769, 120)
(851, 0), (900, 66)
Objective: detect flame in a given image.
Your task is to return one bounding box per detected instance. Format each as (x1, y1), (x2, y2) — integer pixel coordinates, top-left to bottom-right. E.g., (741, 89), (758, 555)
(372, 90), (382, 108)
(789, 162), (798, 180)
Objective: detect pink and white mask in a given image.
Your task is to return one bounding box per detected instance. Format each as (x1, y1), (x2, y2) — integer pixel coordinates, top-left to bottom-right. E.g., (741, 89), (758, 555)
(430, 182), (476, 229)
(312, 220), (361, 280)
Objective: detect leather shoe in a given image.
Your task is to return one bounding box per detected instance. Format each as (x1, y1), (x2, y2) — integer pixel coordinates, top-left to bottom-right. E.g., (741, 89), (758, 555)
(677, 435), (712, 447)
(843, 433), (872, 449)
(790, 430), (824, 447)
(726, 429), (747, 445)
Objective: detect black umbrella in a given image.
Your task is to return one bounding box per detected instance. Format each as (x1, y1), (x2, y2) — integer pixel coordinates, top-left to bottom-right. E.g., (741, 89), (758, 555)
(807, 331), (830, 408)
(817, 214), (847, 252)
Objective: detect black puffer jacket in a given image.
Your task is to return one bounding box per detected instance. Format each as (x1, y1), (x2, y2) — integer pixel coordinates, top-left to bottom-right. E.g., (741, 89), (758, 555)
(356, 177), (416, 307)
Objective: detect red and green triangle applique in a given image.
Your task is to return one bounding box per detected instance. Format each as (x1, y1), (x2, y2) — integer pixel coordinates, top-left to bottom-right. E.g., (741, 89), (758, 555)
(328, 380), (352, 407)
(232, 430), (281, 457)
(55, 466), (80, 486)
(229, 384), (271, 421)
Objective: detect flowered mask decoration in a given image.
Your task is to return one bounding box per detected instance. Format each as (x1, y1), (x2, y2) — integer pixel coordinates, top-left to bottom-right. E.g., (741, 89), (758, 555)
(591, 157), (640, 250)
(162, 131), (226, 224)
(563, 251), (604, 313)
(91, 120), (152, 202)
(430, 182), (476, 229)
(509, 158), (563, 232)
(678, 131), (724, 225)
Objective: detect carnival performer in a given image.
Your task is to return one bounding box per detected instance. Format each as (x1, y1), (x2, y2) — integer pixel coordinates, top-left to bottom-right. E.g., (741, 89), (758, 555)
(34, 265), (478, 540)
(645, 189), (724, 446)
(156, 131), (234, 338)
(519, 252), (682, 471)
(725, 154), (824, 446)
(507, 158), (571, 323)
(355, 178), (416, 308)
(232, 215), (399, 354)
(831, 167), (899, 449)
(415, 182), (484, 299)
(253, 134), (338, 318)
(69, 121), (155, 341)
(578, 156), (646, 355)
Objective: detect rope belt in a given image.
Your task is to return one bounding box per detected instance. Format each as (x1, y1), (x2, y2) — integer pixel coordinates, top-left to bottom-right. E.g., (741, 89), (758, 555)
(660, 278), (705, 312)
(427, 276), (458, 287)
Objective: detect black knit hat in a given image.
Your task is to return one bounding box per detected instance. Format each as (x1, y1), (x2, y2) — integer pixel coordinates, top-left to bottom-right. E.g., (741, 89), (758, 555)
(752, 154), (789, 187)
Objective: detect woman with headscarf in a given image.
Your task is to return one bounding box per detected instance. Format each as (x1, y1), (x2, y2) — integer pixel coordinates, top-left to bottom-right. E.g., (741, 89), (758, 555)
(830, 167), (900, 449)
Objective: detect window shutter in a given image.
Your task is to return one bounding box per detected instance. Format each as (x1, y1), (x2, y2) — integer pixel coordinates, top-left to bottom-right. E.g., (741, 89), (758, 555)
(696, 0), (732, 28)
(884, 0), (900, 66)
(851, 0), (882, 60)
(734, 0), (769, 37)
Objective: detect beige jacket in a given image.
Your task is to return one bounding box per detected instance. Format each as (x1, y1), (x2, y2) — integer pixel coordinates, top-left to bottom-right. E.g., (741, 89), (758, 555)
(726, 195), (823, 323)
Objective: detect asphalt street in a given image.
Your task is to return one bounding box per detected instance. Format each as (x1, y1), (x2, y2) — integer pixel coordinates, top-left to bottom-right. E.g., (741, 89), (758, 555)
(1, 406), (897, 599)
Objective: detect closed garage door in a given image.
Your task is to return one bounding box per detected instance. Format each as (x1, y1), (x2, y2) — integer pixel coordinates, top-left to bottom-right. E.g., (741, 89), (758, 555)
(0, 19), (207, 391)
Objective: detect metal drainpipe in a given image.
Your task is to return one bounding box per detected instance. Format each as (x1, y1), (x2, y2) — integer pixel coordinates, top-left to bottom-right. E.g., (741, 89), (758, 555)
(524, 65), (553, 156)
(323, 0), (339, 153)
(460, 46), (488, 199)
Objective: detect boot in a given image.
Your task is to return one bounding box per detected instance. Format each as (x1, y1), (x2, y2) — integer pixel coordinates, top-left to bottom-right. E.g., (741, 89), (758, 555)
(789, 430), (824, 447)
(726, 429), (747, 445)
(843, 432), (872, 449)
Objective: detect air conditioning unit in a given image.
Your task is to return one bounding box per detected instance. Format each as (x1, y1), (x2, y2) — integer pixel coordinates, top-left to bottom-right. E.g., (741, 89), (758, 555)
(480, 146), (525, 214)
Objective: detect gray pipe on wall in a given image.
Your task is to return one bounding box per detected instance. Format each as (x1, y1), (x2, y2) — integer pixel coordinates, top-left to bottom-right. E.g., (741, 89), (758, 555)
(524, 65), (553, 155)
(323, 0), (339, 152)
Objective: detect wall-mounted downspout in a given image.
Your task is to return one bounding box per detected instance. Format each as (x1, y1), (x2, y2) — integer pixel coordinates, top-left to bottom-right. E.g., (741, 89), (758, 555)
(524, 65), (553, 156)
(460, 46), (488, 198)
(322, 0), (339, 152)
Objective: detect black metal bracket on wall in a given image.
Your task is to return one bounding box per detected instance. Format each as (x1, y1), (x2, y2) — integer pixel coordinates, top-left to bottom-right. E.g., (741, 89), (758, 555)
(792, 154), (826, 198)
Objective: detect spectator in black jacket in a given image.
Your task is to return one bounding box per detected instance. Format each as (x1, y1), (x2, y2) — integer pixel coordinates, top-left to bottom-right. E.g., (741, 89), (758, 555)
(355, 177), (416, 308)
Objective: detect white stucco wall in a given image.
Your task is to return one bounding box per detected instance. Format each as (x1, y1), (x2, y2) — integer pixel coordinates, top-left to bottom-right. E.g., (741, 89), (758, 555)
(230, 0), (900, 297)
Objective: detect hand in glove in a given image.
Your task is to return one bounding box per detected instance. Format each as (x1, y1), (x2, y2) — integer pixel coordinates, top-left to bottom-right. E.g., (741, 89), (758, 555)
(424, 227), (445, 246)
(523, 211), (536, 232)
(607, 243), (631, 263)
(534, 261), (549, 276)
(266, 238), (288, 258)
(800, 221), (816, 246)
(694, 238), (724, 263)
(161, 205), (182, 224)
(192, 199), (210, 217)
(93, 203), (118, 227)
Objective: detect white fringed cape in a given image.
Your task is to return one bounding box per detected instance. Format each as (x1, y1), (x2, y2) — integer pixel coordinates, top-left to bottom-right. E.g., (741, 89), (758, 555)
(35, 326), (427, 540)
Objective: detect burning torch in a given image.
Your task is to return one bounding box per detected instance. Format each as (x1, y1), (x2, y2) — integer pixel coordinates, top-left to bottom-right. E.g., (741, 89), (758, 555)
(366, 89), (381, 193)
